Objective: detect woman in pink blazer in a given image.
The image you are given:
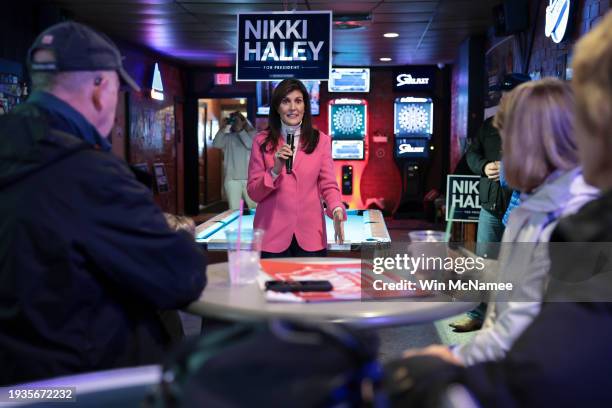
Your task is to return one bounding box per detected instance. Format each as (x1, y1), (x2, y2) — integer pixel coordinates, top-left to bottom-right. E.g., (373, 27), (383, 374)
(247, 79), (346, 257)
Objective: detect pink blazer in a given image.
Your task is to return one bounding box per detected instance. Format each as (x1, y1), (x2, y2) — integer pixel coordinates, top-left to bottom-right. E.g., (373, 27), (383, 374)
(247, 130), (346, 252)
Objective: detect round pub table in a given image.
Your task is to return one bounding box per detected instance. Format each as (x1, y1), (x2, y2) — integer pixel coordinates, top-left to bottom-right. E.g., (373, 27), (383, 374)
(186, 257), (476, 330)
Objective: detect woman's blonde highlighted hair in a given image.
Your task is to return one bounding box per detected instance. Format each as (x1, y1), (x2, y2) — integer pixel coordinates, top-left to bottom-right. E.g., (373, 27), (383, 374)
(572, 11), (612, 140)
(494, 78), (579, 192)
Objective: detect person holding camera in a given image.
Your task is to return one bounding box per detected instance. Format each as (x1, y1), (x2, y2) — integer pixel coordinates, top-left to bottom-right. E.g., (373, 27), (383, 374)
(212, 111), (257, 209)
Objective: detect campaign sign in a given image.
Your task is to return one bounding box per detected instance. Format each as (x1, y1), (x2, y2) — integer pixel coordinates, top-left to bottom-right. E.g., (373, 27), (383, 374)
(446, 175), (481, 222)
(236, 11), (332, 81)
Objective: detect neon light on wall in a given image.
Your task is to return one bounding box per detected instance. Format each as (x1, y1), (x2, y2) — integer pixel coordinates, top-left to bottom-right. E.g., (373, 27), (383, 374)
(545, 0), (571, 43)
(151, 63), (164, 101)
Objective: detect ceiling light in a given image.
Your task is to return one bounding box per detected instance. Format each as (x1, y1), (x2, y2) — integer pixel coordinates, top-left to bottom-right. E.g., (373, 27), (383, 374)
(383, 32), (399, 38)
(380, 57), (392, 62)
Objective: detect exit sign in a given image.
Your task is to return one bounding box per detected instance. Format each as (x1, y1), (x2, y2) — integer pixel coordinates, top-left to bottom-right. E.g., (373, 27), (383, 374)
(215, 73), (233, 85)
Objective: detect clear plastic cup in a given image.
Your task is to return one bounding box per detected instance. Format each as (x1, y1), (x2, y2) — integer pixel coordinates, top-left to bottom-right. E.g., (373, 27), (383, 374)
(408, 230), (449, 274)
(408, 230), (448, 242)
(225, 228), (264, 285)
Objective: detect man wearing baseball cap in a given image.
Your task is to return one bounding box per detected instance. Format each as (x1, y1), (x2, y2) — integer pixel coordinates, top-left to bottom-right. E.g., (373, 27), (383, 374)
(0, 21), (206, 384)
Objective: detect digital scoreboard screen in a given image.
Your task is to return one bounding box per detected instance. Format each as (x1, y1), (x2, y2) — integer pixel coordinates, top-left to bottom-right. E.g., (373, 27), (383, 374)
(328, 68), (370, 93)
(332, 140), (364, 160)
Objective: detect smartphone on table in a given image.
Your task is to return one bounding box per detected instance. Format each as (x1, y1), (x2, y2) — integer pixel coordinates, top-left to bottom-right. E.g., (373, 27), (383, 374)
(265, 280), (333, 293)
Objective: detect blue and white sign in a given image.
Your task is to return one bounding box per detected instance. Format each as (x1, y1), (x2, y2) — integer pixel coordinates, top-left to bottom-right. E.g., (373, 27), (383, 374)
(236, 11), (332, 81)
(395, 137), (429, 159)
(446, 175), (481, 222)
(545, 0), (572, 43)
(393, 66), (436, 92)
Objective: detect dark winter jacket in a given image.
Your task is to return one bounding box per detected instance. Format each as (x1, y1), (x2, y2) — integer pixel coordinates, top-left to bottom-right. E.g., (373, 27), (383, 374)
(0, 92), (206, 385)
(466, 117), (512, 216)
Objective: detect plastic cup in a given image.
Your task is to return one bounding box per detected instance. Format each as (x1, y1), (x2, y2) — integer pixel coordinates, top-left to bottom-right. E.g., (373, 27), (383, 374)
(408, 230), (449, 274)
(225, 228), (264, 285)
(408, 230), (447, 242)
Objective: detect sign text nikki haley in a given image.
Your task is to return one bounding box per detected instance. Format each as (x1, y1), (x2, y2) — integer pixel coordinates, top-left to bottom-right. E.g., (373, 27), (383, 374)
(236, 11), (331, 81)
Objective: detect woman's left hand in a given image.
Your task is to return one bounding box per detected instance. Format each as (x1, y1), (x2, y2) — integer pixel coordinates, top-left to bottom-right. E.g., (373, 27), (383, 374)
(333, 209), (345, 244)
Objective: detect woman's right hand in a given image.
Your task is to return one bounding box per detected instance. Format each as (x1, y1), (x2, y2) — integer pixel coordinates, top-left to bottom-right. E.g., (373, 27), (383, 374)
(273, 143), (293, 174)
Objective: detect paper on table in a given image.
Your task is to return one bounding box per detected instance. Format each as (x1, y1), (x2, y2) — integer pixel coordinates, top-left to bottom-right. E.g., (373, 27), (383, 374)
(258, 260), (428, 303)
(259, 260), (362, 303)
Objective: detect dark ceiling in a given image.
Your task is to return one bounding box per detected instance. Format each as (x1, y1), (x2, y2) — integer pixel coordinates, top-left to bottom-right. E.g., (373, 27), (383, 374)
(44, 0), (502, 67)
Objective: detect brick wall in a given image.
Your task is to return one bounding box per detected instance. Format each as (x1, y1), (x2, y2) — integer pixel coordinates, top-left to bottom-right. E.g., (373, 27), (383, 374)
(449, 0), (610, 173)
(527, 0), (610, 76)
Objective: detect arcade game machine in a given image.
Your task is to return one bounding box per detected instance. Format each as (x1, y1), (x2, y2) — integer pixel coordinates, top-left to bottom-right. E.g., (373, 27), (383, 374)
(393, 96), (434, 213)
(328, 98), (367, 209)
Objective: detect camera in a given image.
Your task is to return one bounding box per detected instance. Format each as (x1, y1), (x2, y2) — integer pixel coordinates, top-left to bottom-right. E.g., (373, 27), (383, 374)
(228, 114), (236, 125)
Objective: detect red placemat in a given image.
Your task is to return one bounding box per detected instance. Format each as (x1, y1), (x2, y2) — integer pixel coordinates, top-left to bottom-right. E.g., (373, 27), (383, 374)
(260, 260), (428, 303)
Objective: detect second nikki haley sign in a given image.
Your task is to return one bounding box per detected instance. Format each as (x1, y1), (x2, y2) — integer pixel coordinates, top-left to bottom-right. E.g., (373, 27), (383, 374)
(236, 11), (332, 81)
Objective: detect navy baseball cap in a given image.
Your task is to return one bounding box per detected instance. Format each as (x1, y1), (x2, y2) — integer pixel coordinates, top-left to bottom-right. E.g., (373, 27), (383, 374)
(27, 21), (140, 92)
(499, 72), (532, 91)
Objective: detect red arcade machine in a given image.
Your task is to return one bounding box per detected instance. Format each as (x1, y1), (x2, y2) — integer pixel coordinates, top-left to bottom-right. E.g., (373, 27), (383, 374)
(359, 128), (402, 215)
(328, 98), (367, 209)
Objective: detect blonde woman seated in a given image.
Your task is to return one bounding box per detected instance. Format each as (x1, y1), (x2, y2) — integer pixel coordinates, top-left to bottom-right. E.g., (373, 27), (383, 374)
(405, 78), (599, 366)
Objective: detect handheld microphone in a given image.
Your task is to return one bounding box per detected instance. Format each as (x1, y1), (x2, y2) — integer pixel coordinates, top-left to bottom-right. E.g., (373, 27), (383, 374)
(286, 132), (294, 174)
